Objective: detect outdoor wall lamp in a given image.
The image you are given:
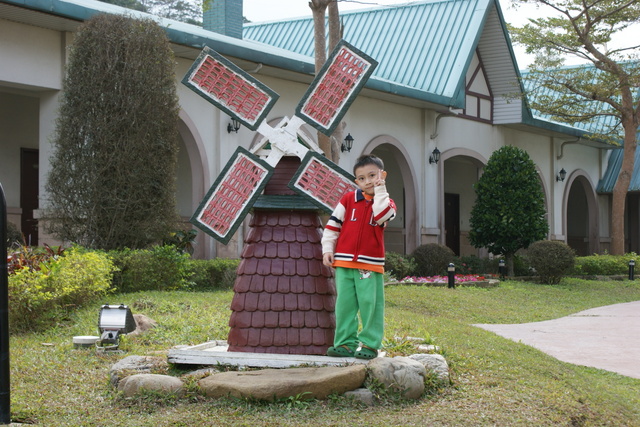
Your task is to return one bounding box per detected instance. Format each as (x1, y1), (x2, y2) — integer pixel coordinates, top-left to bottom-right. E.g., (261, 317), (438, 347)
(556, 168), (567, 182)
(227, 118), (241, 133)
(341, 133), (354, 152)
(97, 304), (136, 349)
(429, 147), (441, 165)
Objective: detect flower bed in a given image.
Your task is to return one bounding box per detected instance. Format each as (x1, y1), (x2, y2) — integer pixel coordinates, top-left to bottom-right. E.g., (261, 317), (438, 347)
(387, 274), (499, 288)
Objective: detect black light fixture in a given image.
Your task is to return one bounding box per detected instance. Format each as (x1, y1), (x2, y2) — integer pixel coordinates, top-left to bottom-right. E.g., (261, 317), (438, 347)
(556, 168), (567, 182)
(227, 118), (241, 133)
(429, 147), (441, 165)
(341, 133), (354, 153)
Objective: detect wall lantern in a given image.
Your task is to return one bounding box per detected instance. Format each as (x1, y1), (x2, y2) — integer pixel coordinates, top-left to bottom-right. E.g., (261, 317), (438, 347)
(227, 118), (241, 133)
(556, 168), (567, 182)
(341, 133), (354, 153)
(429, 147), (441, 165)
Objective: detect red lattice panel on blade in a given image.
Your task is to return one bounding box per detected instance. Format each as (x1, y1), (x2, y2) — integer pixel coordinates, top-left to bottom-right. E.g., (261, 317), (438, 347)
(301, 47), (370, 127)
(294, 158), (356, 209)
(191, 56), (271, 124)
(196, 155), (268, 236)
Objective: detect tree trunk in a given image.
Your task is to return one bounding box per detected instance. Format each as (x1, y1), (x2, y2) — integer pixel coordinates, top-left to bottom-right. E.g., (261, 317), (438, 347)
(310, 0), (332, 158)
(327, 1), (342, 162)
(505, 253), (515, 277)
(610, 100), (638, 255)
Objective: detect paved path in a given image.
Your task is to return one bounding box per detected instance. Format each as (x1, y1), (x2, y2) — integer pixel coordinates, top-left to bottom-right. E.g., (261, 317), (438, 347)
(474, 301), (640, 379)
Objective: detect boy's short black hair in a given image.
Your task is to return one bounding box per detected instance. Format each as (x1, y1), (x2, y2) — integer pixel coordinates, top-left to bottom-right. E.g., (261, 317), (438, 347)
(353, 154), (384, 175)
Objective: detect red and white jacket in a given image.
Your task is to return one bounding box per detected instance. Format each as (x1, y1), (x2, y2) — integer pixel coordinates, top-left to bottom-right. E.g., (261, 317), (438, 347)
(321, 185), (396, 267)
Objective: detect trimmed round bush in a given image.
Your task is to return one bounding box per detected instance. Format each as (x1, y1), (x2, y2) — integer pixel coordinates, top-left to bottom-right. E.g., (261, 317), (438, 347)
(527, 240), (575, 284)
(411, 244), (455, 277)
(385, 252), (416, 280)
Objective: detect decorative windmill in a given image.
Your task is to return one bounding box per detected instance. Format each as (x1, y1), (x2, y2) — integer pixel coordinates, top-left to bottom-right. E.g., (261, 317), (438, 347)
(183, 40), (378, 355)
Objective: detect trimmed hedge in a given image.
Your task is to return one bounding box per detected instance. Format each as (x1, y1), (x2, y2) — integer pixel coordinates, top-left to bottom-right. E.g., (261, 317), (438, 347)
(188, 258), (240, 290)
(573, 253), (638, 276)
(109, 245), (192, 293)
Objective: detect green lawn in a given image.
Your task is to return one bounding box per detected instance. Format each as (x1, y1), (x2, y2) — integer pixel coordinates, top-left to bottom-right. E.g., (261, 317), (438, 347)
(9, 278), (640, 426)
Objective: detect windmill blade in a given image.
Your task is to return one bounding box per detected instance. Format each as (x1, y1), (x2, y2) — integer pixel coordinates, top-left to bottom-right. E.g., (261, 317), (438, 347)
(288, 150), (358, 214)
(191, 147), (274, 244)
(182, 47), (279, 131)
(295, 40), (378, 136)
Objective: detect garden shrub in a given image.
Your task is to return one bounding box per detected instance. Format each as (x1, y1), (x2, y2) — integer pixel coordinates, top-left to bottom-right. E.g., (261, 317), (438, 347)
(385, 252), (416, 280)
(5, 221), (24, 248)
(7, 244), (65, 274)
(8, 247), (115, 331)
(411, 244), (455, 277)
(513, 254), (533, 276)
(527, 240), (575, 284)
(110, 245), (192, 293)
(573, 253), (635, 275)
(453, 256), (495, 275)
(188, 258), (240, 290)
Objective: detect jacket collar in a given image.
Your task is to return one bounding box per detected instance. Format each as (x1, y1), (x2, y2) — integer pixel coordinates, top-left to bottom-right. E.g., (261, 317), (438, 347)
(355, 189), (366, 202)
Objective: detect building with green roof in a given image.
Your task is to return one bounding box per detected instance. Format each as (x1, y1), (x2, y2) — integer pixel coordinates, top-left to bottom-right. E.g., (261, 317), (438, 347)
(0, 0), (631, 257)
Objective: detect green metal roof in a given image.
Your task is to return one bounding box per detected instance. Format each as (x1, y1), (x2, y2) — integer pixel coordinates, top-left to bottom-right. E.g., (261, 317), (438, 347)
(596, 145), (638, 193)
(244, 0), (494, 109)
(3, 0), (625, 142)
(521, 67), (623, 137)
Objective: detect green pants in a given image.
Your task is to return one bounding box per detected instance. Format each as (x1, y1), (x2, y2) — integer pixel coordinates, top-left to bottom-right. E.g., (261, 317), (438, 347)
(333, 267), (385, 351)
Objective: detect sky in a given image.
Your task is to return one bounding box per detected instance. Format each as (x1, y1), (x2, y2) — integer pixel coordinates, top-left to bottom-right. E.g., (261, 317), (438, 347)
(242, 0), (639, 69)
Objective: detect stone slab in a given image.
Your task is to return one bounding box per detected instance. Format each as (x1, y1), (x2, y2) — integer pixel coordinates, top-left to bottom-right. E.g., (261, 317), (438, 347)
(168, 341), (383, 368)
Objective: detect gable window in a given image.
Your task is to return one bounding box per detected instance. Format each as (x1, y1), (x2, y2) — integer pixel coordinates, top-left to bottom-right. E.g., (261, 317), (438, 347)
(462, 52), (493, 123)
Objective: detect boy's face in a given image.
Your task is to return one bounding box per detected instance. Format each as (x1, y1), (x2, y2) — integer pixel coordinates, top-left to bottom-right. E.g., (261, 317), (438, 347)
(354, 164), (386, 196)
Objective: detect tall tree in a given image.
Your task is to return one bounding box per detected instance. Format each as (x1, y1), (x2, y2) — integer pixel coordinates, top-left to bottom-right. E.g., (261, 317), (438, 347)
(45, 14), (181, 250)
(310, 0), (344, 162)
(509, 0), (640, 255)
(469, 146), (548, 275)
(99, 0), (204, 25)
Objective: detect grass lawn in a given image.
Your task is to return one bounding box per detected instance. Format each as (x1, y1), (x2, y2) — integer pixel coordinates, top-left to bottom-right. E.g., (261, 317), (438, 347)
(9, 278), (640, 426)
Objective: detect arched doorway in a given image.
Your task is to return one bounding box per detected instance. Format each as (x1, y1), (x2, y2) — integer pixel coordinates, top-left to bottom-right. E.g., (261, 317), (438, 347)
(440, 149), (487, 256)
(177, 112), (208, 258)
(364, 136), (418, 255)
(563, 172), (599, 256)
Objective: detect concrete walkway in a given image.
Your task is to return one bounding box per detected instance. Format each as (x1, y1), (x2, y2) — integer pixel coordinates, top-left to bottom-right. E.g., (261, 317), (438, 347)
(474, 301), (640, 379)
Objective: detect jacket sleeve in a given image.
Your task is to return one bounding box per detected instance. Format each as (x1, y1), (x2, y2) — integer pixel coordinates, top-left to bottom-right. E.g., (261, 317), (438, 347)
(372, 185), (396, 226)
(321, 198), (346, 254)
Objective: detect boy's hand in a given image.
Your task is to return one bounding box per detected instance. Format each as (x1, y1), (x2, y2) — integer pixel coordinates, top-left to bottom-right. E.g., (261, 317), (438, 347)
(375, 170), (387, 187)
(323, 252), (334, 267)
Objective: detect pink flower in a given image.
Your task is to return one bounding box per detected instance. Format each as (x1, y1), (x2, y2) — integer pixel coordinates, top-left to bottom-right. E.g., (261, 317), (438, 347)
(399, 274), (486, 284)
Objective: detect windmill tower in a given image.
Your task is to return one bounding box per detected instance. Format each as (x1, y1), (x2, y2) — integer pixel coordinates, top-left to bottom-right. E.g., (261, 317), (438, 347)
(183, 41), (377, 354)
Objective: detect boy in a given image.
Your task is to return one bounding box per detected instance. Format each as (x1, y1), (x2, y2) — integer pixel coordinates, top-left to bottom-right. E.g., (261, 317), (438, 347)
(321, 154), (396, 359)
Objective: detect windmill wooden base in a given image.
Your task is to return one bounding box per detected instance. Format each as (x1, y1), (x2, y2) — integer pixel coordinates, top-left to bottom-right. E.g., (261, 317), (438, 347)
(227, 158), (336, 355)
